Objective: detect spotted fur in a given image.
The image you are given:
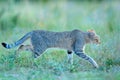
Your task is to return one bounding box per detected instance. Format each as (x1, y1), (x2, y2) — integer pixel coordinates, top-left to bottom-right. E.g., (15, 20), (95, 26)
(1, 29), (100, 68)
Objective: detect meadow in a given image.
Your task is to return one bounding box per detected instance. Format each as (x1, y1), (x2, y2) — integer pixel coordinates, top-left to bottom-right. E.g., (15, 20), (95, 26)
(0, 0), (120, 80)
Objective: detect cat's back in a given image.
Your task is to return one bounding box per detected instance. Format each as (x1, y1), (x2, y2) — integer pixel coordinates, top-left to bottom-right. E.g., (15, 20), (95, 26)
(32, 30), (71, 39)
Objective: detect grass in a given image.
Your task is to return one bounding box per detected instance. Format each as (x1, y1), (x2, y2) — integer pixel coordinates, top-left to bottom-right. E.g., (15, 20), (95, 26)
(0, 1), (120, 80)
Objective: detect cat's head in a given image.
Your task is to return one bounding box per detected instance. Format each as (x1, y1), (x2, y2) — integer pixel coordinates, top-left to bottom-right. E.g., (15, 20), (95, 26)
(88, 30), (101, 44)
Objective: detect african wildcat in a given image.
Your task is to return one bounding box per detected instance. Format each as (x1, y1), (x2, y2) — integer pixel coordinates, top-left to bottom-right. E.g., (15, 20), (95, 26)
(1, 29), (100, 68)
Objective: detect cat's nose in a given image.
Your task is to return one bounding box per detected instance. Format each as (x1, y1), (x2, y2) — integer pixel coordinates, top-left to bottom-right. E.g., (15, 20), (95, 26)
(98, 41), (101, 44)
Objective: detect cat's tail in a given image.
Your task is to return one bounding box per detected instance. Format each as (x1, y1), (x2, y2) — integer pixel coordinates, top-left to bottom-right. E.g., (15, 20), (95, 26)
(1, 32), (32, 49)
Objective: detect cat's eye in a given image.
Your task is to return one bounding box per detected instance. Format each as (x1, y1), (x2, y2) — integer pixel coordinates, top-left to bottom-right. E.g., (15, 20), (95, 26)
(94, 39), (98, 42)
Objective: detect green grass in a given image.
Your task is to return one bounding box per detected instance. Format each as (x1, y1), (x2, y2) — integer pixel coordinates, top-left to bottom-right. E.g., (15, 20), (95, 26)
(0, 1), (120, 80)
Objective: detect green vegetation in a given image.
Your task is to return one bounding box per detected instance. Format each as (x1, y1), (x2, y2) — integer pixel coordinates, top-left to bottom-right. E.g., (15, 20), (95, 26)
(0, 1), (120, 80)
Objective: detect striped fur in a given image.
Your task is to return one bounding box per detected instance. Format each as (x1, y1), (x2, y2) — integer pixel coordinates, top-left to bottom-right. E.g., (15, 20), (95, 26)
(1, 32), (32, 49)
(1, 29), (100, 68)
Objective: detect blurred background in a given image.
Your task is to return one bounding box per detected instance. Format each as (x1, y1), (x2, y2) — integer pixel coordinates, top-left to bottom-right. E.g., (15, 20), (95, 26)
(0, 0), (120, 80)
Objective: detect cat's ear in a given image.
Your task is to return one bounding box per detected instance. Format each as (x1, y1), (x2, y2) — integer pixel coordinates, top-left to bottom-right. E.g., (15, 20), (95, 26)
(87, 29), (95, 32)
(87, 29), (96, 37)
